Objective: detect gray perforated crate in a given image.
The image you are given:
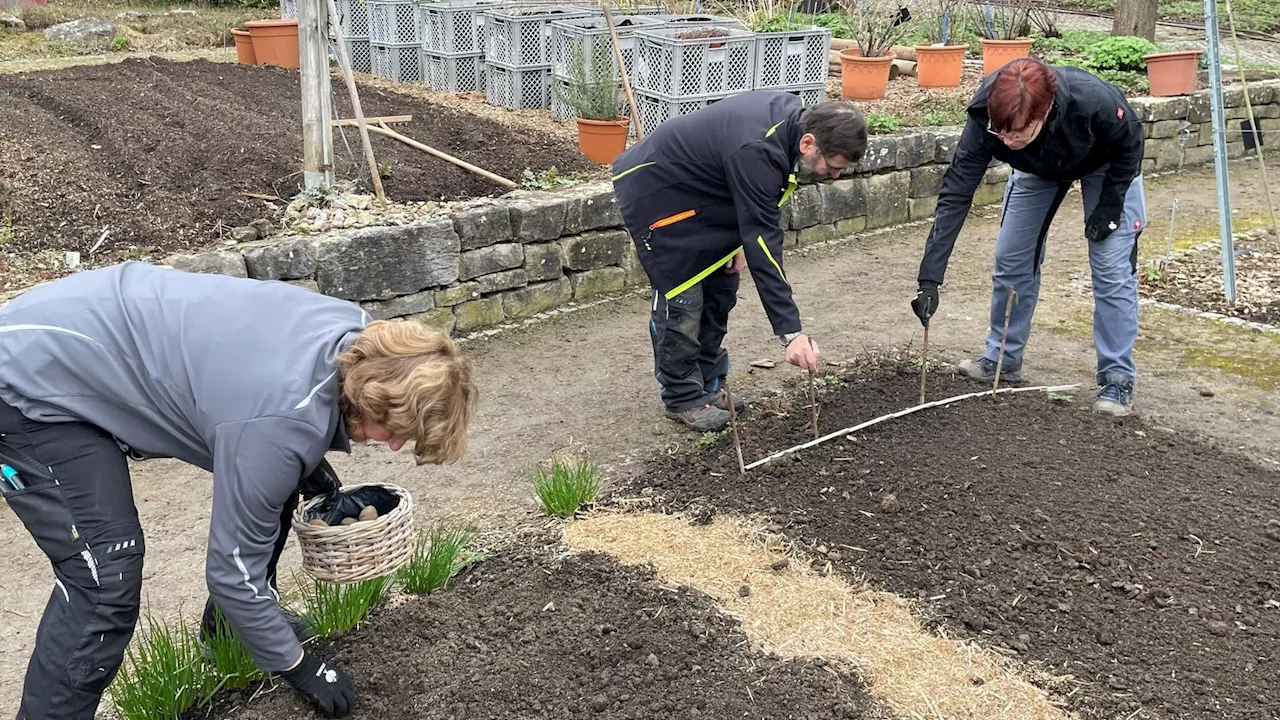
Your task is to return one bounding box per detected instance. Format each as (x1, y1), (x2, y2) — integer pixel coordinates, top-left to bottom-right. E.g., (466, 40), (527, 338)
(425, 50), (487, 92)
(634, 91), (725, 136)
(326, 0), (370, 39)
(421, 0), (505, 54)
(753, 28), (830, 89)
(371, 42), (424, 82)
(481, 4), (597, 69)
(781, 82), (827, 106)
(280, 0), (297, 19)
(330, 36), (373, 74)
(485, 59), (551, 108)
(632, 26), (757, 99)
(644, 14), (744, 30)
(549, 15), (663, 83)
(369, 0), (422, 45)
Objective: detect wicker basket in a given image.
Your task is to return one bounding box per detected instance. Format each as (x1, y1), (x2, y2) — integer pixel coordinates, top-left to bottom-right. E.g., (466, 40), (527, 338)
(291, 483), (415, 584)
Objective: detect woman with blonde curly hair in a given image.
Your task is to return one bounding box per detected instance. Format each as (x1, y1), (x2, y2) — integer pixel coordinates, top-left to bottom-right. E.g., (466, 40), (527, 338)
(0, 261), (476, 720)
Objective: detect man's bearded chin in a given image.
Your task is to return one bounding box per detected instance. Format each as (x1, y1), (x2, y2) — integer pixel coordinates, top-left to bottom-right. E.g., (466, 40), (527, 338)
(797, 156), (827, 184)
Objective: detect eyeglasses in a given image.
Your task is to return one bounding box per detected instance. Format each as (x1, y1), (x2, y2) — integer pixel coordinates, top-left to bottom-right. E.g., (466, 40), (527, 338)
(987, 101), (1054, 143)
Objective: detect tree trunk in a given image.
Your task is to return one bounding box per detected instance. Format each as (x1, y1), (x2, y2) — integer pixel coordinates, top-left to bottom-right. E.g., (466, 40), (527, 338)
(1112, 0), (1158, 42)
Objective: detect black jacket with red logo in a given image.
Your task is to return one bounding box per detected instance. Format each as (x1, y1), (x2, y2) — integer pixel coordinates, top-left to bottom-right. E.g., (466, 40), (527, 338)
(918, 65), (1145, 286)
(611, 91), (805, 336)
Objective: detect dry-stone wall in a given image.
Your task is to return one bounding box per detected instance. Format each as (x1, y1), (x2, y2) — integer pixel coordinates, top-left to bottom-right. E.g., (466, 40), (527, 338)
(160, 80), (1280, 337)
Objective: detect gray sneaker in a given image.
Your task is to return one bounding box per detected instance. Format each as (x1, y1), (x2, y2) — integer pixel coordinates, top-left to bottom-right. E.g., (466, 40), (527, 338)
(665, 403), (731, 431)
(1093, 378), (1134, 417)
(707, 388), (746, 413)
(958, 356), (1023, 384)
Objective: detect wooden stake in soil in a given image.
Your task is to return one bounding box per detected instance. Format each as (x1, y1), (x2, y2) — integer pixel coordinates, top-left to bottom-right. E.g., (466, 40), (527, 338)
(365, 123), (518, 189)
(992, 287), (1017, 396)
(725, 384), (746, 475)
(324, 0), (386, 206)
(601, 1), (644, 140)
(919, 298), (931, 405)
(806, 338), (819, 440)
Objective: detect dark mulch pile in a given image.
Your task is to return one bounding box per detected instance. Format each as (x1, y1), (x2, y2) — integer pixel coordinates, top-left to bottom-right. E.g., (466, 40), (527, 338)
(623, 365), (1280, 720)
(1139, 231), (1280, 326)
(185, 550), (878, 720)
(0, 58), (594, 265)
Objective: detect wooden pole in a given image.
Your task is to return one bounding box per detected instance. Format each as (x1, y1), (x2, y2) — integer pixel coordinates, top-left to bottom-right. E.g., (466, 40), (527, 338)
(601, 1), (644, 140)
(993, 288), (1017, 395)
(324, 0), (386, 206)
(725, 384), (745, 476)
(298, 0), (333, 190)
(919, 299), (930, 405)
(366, 123), (518, 189)
(806, 339), (819, 441)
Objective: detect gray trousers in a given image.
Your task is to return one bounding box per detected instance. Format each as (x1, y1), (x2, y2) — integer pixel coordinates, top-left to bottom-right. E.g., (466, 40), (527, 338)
(985, 165), (1146, 385)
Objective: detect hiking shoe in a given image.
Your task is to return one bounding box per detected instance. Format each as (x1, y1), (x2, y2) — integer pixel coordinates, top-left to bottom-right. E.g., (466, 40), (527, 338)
(707, 388), (746, 413)
(1093, 379), (1134, 417)
(665, 403), (731, 432)
(958, 355), (1023, 384)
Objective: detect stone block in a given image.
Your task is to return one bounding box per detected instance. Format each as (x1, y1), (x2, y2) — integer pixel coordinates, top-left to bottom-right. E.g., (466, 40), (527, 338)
(787, 185), (825, 229)
(818, 178), (867, 222)
(361, 290), (436, 320)
(287, 279), (320, 293)
(835, 216), (866, 236)
(984, 164), (1011, 185)
(1181, 145), (1215, 167)
(166, 251), (246, 278)
(508, 194), (568, 242)
(523, 242), (565, 281)
(797, 223), (844, 246)
(459, 243), (523, 281)
(1222, 86), (1247, 108)
(44, 17), (117, 42)
(503, 278), (573, 319)
(1256, 103), (1280, 119)
(972, 181), (1006, 207)
(864, 171), (910, 229)
(933, 129), (962, 163)
(560, 229), (629, 271)
(620, 246), (649, 287)
(1186, 94), (1212, 123)
(314, 218), (459, 300)
(452, 203), (513, 251)
(435, 281), (481, 307)
(1132, 96), (1189, 122)
(407, 307), (455, 336)
(474, 268), (528, 294)
(1148, 119), (1184, 139)
(563, 186), (624, 234)
(1141, 158), (1155, 175)
(453, 295), (504, 333)
(783, 230), (799, 248)
(1226, 141), (1247, 159)
(852, 136), (899, 173)
(896, 132), (936, 169)
(570, 266), (626, 299)
(909, 165), (946, 198)
(909, 195), (939, 220)
(243, 238), (317, 280)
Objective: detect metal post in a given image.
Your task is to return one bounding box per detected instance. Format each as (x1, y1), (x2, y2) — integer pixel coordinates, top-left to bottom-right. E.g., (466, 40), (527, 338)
(1204, 0), (1237, 303)
(299, 0), (334, 191)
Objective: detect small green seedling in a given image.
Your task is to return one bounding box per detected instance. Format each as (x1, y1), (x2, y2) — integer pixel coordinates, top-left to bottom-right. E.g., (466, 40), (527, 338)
(397, 524), (482, 595)
(1048, 391), (1074, 404)
(532, 456), (601, 517)
(295, 573), (393, 638)
(108, 612), (212, 720)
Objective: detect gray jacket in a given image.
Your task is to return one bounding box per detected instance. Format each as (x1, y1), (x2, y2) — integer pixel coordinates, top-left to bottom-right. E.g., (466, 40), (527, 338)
(0, 261), (371, 671)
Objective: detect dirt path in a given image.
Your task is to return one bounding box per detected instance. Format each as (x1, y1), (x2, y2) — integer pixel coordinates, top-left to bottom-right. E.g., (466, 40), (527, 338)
(1, 157), (1277, 717)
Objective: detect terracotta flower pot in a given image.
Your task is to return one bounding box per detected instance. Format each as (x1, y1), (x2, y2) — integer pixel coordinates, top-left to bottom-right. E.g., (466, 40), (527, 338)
(840, 49), (893, 101)
(979, 37), (1033, 76)
(245, 19), (300, 70)
(231, 29), (257, 65)
(1144, 50), (1201, 96)
(914, 44), (968, 88)
(576, 117), (630, 165)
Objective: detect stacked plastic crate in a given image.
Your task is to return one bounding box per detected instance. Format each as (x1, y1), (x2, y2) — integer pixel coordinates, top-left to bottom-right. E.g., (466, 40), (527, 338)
(420, 0), (505, 93)
(369, 0), (427, 83)
(752, 26), (831, 106)
(547, 15), (664, 126)
(630, 16), (756, 136)
(481, 3), (597, 110)
(328, 0), (373, 75)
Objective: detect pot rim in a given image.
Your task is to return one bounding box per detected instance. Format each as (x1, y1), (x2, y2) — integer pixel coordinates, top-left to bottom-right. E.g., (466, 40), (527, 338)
(1143, 50), (1202, 60)
(245, 18), (300, 28)
(979, 36), (1032, 44)
(914, 43), (970, 51)
(840, 51), (894, 62)
(576, 116), (630, 126)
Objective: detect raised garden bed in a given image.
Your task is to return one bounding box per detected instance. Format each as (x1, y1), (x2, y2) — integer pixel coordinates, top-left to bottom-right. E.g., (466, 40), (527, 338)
(1140, 226), (1280, 326)
(621, 361), (1280, 720)
(0, 57), (598, 289)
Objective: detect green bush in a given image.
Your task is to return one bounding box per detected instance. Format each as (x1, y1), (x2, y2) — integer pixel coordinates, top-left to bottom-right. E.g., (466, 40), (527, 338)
(397, 525), (482, 595)
(532, 456), (601, 517)
(296, 574), (394, 638)
(866, 113), (902, 134)
(1086, 35), (1161, 73)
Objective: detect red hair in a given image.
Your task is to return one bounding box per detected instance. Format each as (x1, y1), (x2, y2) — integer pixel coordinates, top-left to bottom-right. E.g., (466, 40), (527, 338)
(987, 59), (1057, 134)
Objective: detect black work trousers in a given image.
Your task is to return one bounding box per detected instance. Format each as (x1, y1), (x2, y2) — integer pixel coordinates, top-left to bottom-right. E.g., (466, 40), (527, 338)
(646, 268), (740, 413)
(0, 399), (297, 720)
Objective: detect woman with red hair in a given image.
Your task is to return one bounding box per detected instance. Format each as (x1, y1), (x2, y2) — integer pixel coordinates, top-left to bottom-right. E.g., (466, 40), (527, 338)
(910, 57), (1146, 416)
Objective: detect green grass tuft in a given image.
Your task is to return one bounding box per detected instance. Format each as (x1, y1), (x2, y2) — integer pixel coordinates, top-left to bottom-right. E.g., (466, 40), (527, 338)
(397, 525), (483, 595)
(296, 574), (393, 638)
(108, 612), (213, 720)
(200, 606), (264, 696)
(532, 456), (602, 517)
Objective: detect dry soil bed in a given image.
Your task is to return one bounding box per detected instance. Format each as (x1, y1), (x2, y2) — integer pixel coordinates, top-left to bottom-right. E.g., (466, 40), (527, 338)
(1139, 228), (1280, 326)
(185, 549), (879, 720)
(623, 364), (1280, 720)
(0, 57), (596, 282)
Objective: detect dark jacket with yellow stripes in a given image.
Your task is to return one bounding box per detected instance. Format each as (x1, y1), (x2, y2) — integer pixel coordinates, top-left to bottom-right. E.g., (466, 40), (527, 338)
(611, 91), (804, 337)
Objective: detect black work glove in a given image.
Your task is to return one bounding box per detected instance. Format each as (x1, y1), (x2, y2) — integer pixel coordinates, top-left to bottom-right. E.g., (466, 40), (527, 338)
(911, 282), (940, 327)
(1085, 200), (1123, 243)
(282, 653), (355, 718)
(298, 457), (342, 500)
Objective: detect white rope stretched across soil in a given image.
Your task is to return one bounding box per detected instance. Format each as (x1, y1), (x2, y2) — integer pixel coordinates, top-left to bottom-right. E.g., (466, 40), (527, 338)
(743, 383), (1081, 471)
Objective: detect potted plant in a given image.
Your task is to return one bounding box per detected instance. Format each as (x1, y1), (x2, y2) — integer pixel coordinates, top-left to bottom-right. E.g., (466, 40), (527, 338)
(1144, 48), (1201, 96)
(557, 42), (630, 164)
(977, 0), (1033, 76)
(245, 18), (300, 69)
(914, 0), (970, 88)
(838, 0), (917, 101)
(231, 26), (257, 65)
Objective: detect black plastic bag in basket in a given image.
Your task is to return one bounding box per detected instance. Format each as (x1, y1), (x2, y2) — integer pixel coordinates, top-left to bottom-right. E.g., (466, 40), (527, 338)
(305, 486), (401, 527)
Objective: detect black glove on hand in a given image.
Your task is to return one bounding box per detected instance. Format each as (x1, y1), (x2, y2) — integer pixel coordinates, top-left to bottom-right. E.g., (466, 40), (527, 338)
(911, 283), (940, 327)
(298, 457), (342, 500)
(282, 653), (355, 718)
(1085, 201), (1123, 243)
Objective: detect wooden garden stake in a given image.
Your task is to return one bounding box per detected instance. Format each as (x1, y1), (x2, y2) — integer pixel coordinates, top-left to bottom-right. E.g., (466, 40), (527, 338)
(919, 298), (931, 405)
(725, 384), (745, 475)
(324, 0), (385, 206)
(601, 1), (644, 140)
(807, 338), (819, 440)
(992, 287), (1017, 395)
